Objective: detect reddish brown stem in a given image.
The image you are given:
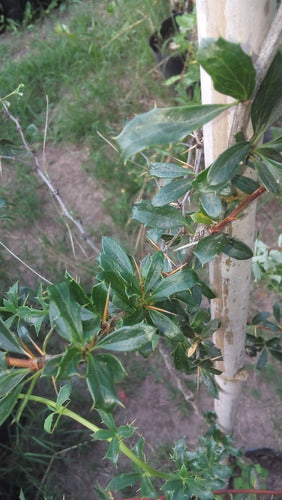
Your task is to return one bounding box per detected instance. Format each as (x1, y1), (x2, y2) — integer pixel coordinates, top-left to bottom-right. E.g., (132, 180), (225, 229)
(6, 356), (45, 371)
(211, 185), (266, 234)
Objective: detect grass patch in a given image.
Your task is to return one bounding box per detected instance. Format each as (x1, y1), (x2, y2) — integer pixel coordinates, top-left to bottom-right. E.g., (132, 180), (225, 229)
(0, 0), (175, 248)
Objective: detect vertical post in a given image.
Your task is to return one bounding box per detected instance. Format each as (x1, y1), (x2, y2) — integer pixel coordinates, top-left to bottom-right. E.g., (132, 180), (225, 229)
(196, 0), (276, 434)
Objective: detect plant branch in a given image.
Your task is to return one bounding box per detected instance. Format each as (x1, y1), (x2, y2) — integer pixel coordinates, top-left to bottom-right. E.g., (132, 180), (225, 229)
(210, 186), (266, 234)
(18, 393), (171, 480)
(2, 103), (100, 255)
(0, 240), (52, 284)
(158, 343), (201, 416)
(229, 3), (282, 144)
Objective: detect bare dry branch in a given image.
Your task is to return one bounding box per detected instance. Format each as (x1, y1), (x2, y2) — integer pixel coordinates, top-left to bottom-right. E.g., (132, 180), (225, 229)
(2, 102), (100, 255)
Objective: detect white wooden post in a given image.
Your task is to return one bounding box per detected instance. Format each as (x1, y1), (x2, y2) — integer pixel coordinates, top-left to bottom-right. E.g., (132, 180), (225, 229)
(196, 0), (276, 434)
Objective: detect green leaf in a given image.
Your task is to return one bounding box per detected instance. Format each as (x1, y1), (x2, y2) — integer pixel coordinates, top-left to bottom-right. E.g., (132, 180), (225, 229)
(97, 409), (117, 431)
(56, 383), (72, 408)
(117, 424), (136, 438)
(96, 354), (126, 383)
(19, 489), (26, 500)
(251, 52), (282, 134)
(0, 369), (29, 397)
(0, 352), (6, 370)
(48, 282), (83, 344)
(152, 178), (192, 207)
(199, 281), (216, 299)
(268, 348), (282, 362)
(194, 233), (228, 266)
(42, 356), (63, 377)
(200, 193), (222, 219)
(116, 104), (232, 160)
(273, 301), (280, 323)
(207, 141), (251, 187)
(223, 237), (253, 260)
(133, 200), (188, 229)
(141, 476), (158, 498)
(91, 282), (109, 316)
(191, 212), (213, 225)
(257, 135), (282, 151)
(192, 167), (229, 194)
(197, 37), (256, 99)
(65, 274), (91, 307)
(150, 162), (191, 178)
(86, 353), (120, 411)
(101, 237), (134, 276)
(107, 472), (141, 491)
(94, 429), (115, 440)
(81, 308), (101, 343)
(152, 269), (198, 302)
(17, 306), (47, 335)
(95, 324), (156, 352)
(149, 310), (184, 341)
(56, 347), (82, 380)
(0, 383), (22, 427)
(200, 368), (219, 399)
(143, 252), (164, 294)
(105, 435), (120, 465)
(44, 412), (55, 433)
(231, 175), (260, 194)
(253, 159), (280, 194)
(0, 317), (27, 355)
(257, 348), (267, 369)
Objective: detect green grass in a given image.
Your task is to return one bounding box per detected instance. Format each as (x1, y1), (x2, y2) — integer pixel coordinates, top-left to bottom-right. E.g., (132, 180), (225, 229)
(0, 1), (173, 226)
(0, 0), (175, 288)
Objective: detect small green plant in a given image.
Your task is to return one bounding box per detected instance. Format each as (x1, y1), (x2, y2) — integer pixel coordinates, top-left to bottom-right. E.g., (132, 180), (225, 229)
(252, 235), (282, 291)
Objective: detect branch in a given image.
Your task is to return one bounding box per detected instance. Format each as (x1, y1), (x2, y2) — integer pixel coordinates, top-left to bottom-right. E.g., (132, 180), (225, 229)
(158, 343), (201, 416)
(228, 3), (282, 144)
(6, 354), (62, 370)
(0, 240), (53, 285)
(2, 103), (100, 255)
(210, 186), (266, 234)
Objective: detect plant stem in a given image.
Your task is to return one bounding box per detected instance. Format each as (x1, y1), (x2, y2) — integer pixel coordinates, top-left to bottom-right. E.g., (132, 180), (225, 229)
(18, 393), (170, 480)
(210, 186), (266, 234)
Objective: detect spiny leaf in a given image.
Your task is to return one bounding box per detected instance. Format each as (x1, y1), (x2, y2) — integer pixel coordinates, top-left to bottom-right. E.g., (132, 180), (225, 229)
(133, 200), (188, 229)
(251, 52), (282, 134)
(223, 237), (253, 260)
(116, 104), (232, 160)
(150, 162), (191, 178)
(48, 282), (83, 344)
(207, 141), (251, 187)
(197, 37), (256, 99)
(95, 324), (156, 352)
(0, 317), (27, 355)
(194, 233), (228, 266)
(152, 177), (192, 207)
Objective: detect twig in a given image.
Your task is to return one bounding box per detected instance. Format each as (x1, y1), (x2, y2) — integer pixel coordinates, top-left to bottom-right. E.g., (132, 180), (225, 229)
(35, 439), (92, 500)
(0, 240), (52, 285)
(210, 186), (266, 234)
(158, 342), (202, 416)
(229, 3), (282, 144)
(2, 102), (100, 255)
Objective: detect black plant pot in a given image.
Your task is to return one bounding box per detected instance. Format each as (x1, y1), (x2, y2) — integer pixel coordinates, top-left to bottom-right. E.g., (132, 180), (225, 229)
(149, 12), (186, 81)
